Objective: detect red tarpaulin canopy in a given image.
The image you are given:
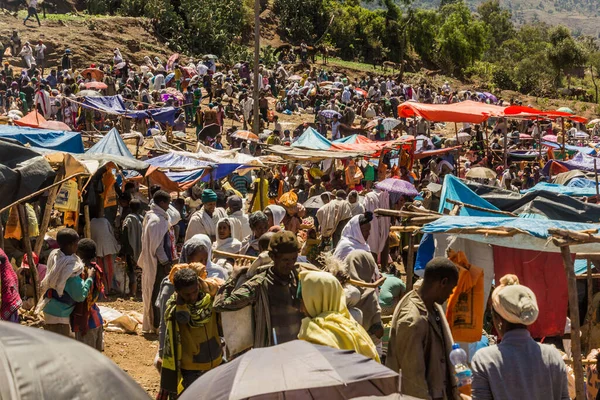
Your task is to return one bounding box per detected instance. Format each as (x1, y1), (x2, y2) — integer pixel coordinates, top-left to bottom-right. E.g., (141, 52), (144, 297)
(503, 105), (588, 123)
(397, 100), (505, 123)
(14, 110), (72, 131)
(331, 138), (412, 152)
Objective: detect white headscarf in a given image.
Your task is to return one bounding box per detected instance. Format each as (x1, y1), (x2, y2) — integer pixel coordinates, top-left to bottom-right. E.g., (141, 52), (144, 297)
(213, 218), (242, 255)
(333, 214), (370, 261)
(266, 205), (286, 228)
(185, 234), (229, 280)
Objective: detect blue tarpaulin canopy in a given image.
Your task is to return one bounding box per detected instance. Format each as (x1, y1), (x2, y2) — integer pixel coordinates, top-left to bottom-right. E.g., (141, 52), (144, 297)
(291, 127), (332, 150)
(0, 125), (84, 153)
(87, 128), (133, 158)
(521, 182), (598, 197)
(421, 215), (600, 253)
(82, 96), (178, 125)
(146, 152), (245, 183)
(543, 141), (596, 156)
(438, 174), (500, 217)
(542, 152), (600, 176)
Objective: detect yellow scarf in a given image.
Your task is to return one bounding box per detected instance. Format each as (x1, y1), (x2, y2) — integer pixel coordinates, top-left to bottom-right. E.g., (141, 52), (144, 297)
(298, 271), (380, 362)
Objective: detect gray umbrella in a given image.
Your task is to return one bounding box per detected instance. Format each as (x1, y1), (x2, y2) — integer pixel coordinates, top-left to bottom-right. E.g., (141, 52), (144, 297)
(0, 322), (150, 399)
(180, 340), (399, 400)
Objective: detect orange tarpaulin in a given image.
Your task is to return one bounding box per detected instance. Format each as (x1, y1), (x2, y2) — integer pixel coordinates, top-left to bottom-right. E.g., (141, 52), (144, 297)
(14, 111), (72, 131)
(397, 100), (505, 123)
(331, 138), (408, 152)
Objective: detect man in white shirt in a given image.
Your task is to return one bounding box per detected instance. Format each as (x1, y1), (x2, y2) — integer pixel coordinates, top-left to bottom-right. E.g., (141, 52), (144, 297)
(331, 115), (341, 140)
(34, 40), (46, 75)
(23, 0), (41, 26)
(341, 87), (351, 104)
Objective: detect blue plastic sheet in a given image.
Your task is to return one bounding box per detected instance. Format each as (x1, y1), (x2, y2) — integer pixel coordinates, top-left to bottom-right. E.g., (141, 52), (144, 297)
(87, 128), (133, 158)
(567, 177), (599, 189)
(146, 152), (211, 169)
(438, 174), (500, 216)
(521, 182), (598, 197)
(83, 96), (178, 125)
(291, 127), (332, 150)
(83, 95), (127, 114)
(543, 141), (596, 156)
(0, 125), (84, 153)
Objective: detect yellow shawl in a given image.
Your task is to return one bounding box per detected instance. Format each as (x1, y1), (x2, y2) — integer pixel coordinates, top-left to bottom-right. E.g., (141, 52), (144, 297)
(298, 270), (380, 362)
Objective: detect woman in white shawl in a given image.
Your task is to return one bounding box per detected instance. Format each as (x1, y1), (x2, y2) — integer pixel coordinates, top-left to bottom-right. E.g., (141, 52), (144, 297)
(265, 205), (286, 229)
(213, 218), (242, 256)
(348, 190), (365, 216)
(19, 42), (35, 69)
(153, 73), (165, 91)
(333, 212), (372, 261)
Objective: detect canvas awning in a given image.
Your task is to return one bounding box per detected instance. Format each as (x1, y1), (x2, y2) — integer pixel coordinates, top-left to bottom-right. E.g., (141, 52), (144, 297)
(397, 100), (505, 123)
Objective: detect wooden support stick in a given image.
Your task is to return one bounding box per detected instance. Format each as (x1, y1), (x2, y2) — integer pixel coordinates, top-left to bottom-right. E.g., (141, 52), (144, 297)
(575, 253), (600, 260)
(409, 216), (442, 225)
(445, 199), (518, 217)
(34, 172), (64, 255)
(559, 245), (585, 399)
(406, 233), (415, 292)
(390, 226), (422, 233)
(586, 259), (593, 353)
(17, 204), (39, 306)
(374, 208), (441, 218)
(213, 250), (257, 261)
(84, 205), (91, 239)
(576, 273), (600, 280)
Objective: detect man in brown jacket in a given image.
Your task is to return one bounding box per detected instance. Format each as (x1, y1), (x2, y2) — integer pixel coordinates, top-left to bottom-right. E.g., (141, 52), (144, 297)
(386, 257), (461, 400)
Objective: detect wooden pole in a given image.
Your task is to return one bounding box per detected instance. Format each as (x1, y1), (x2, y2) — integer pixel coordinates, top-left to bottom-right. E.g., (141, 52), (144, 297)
(406, 233), (415, 292)
(537, 117), (542, 161)
(84, 205), (91, 239)
(445, 199), (518, 217)
(252, 0), (260, 136)
(561, 118), (566, 159)
(33, 182), (61, 255)
(586, 259), (594, 353)
(484, 124), (491, 167)
(559, 245), (585, 399)
(595, 159), (599, 200)
(502, 118), (508, 167)
(454, 122), (460, 177)
(17, 204), (39, 306)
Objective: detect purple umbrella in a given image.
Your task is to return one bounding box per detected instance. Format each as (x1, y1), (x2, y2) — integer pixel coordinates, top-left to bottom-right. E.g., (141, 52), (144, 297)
(375, 178), (418, 196)
(320, 109), (342, 119)
(483, 92), (498, 103)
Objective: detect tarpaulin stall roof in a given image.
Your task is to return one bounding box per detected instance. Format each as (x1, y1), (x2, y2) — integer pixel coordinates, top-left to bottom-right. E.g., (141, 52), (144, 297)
(332, 134), (373, 144)
(413, 145), (461, 160)
(542, 141), (596, 156)
(521, 182), (599, 197)
(397, 100), (505, 123)
(82, 95), (179, 125)
(87, 128), (134, 158)
(0, 125), (84, 153)
(14, 110), (72, 131)
(542, 152), (600, 176)
(291, 127), (332, 150)
(266, 145), (367, 162)
(422, 215), (600, 253)
(466, 181), (600, 223)
(330, 138), (407, 152)
(0, 139), (55, 209)
(439, 174), (501, 217)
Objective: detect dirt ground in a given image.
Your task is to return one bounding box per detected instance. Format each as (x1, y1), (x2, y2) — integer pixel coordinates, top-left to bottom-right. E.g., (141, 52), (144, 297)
(99, 296), (160, 397)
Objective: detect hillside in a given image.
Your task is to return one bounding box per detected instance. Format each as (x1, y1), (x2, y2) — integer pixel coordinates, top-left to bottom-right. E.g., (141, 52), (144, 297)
(405, 0), (600, 36)
(0, 11), (171, 68)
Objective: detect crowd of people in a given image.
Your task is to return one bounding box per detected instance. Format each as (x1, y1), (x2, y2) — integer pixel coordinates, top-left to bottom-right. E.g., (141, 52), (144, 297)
(0, 36), (584, 400)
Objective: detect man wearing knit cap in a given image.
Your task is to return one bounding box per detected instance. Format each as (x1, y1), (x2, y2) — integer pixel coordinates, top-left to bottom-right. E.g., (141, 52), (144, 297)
(227, 195), (251, 241)
(471, 274), (569, 400)
(214, 231), (304, 350)
(185, 188), (227, 242)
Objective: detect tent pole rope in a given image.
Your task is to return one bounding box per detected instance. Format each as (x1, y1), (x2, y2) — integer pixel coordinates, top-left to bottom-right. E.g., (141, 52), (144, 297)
(0, 172), (88, 214)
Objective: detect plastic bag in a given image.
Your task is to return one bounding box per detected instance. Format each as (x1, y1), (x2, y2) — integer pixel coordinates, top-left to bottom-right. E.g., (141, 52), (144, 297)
(55, 180), (79, 212)
(4, 204), (39, 239)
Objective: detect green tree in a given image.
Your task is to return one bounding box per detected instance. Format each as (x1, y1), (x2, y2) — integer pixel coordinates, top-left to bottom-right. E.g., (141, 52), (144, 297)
(274, 0), (329, 42)
(407, 9), (441, 65)
(436, 1), (488, 76)
(477, 0), (515, 60)
(547, 25), (587, 87)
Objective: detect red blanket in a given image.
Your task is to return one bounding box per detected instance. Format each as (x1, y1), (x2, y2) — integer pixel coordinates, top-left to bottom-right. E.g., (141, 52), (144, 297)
(493, 246), (568, 338)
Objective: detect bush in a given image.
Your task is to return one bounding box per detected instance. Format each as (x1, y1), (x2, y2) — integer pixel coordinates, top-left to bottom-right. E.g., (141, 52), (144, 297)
(492, 68), (517, 90)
